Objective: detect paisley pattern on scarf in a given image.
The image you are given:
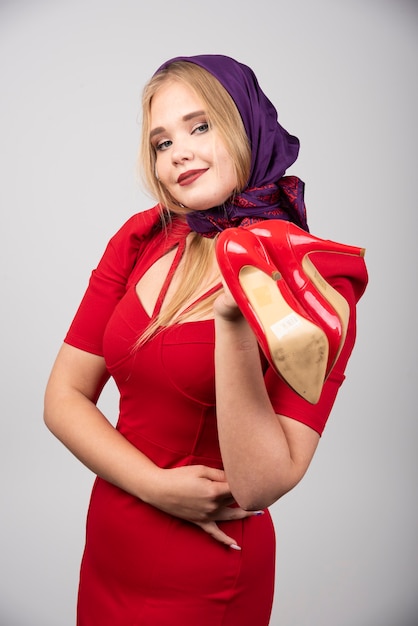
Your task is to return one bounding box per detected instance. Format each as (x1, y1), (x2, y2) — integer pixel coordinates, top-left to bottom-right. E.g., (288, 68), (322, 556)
(184, 176), (308, 238)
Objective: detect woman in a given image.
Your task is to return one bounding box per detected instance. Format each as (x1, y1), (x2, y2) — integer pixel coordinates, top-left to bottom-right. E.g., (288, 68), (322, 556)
(44, 54), (367, 625)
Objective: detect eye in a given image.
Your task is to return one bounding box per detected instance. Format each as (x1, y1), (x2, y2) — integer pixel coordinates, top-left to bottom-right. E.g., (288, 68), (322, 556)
(192, 122), (209, 135)
(155, 139), (172, 151)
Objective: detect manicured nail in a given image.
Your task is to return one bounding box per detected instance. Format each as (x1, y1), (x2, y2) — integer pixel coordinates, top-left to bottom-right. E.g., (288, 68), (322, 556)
(253, 510), (264, 516)
(230, 543), (241, 551)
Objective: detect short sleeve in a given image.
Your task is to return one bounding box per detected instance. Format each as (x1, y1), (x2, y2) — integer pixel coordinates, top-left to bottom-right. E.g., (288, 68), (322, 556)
(265, 250), (368, 435)
(64, 207), (161, 356)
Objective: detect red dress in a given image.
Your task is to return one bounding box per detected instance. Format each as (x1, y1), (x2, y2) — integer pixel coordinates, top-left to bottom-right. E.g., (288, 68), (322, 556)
(64, 208), (366, 625)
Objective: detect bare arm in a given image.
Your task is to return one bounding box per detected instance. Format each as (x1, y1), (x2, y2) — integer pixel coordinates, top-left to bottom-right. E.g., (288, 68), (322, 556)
(44, 343), (256, 547)
(213, 290), (320, 511)
(44, 343), (162, 499)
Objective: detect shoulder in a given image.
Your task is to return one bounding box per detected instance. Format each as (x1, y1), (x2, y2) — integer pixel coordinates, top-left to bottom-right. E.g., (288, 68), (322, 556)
(103, 205), (163, 269)
(110, 205), (163, 248)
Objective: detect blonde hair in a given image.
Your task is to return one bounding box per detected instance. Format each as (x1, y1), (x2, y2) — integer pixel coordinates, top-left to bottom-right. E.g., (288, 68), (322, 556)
(137, 61), (251, 343)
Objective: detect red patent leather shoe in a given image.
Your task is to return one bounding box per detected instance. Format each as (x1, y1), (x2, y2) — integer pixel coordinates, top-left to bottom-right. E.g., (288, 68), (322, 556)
(216, 227), (331, 404)
(247, 220), (366, 368)
(216, 221), (367, 404)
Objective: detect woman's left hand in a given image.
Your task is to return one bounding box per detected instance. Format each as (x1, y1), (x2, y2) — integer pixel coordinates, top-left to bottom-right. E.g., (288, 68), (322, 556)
(213, 281), (243, 322)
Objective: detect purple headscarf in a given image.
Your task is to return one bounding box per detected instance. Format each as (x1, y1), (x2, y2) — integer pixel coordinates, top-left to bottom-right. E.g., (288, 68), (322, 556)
(155, 54), (308, 235)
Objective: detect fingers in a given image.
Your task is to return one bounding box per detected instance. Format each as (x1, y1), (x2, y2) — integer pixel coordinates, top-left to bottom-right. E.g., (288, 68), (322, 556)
(197, 465), (227, 483)
(195, 521), (241, 551)
(215, 507), (264, 522)
(213, 287), (243, 322)
(195, 466), (234, 502)
(196, 510), (264, 548)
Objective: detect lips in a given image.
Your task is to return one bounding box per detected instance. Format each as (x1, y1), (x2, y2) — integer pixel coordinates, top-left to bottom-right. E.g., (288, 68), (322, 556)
(177, 169), (208, 186)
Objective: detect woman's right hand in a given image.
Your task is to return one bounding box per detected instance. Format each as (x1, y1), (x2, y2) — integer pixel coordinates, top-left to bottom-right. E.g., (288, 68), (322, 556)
(146, 464), (259, 549)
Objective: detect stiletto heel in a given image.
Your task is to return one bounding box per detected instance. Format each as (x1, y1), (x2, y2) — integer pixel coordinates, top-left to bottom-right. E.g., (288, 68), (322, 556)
(247, 220), (366, 374)
(216, 228), (331, 404)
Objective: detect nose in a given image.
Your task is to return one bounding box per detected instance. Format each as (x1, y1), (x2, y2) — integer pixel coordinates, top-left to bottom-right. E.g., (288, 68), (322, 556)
(171, 140), (194, 165)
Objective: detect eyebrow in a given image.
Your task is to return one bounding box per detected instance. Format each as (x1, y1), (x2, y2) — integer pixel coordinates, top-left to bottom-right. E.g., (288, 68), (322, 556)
(150, 110), (206, 139)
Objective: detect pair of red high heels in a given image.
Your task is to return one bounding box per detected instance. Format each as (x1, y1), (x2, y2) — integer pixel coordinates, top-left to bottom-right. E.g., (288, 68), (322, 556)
(215, 220), (367, 404)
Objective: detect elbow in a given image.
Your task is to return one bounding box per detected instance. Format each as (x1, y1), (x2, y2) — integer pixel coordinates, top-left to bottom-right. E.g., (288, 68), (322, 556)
(43, 399), (55, 433)
(232, 484), (278, 512)
(43, 404), (53, 431)
(240, 498), (272, 513)
(43, 386), (61, 434)
(234, 476), (303, 512)
(237, 491), (285, 512)
(43, 396), (68, 443)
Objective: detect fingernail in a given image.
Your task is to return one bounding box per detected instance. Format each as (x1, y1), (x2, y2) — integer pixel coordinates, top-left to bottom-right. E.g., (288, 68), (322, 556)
(253, 510), (264, 516)
(230, 543), (241, 551)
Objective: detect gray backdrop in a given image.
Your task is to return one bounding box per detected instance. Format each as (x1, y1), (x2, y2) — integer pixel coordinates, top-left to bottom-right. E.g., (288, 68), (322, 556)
(1, 0), (417, 624)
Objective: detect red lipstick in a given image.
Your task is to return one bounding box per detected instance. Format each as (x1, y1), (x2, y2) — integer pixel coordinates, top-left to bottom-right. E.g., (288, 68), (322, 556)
(177, 169), (208, 186)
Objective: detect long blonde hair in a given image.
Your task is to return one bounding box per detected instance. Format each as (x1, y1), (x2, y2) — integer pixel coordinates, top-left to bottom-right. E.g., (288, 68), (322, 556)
(137, 61), (251, 343)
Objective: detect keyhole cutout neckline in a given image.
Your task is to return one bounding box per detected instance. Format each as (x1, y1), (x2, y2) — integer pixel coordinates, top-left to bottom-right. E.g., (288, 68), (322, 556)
(135, 233), (222, 323)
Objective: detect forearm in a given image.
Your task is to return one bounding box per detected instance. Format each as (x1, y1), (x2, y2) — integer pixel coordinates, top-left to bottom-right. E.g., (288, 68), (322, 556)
(214, 314), (312, 510)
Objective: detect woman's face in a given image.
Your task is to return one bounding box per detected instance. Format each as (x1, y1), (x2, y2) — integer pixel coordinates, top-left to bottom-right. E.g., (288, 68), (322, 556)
(149, 79), (238, 212)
